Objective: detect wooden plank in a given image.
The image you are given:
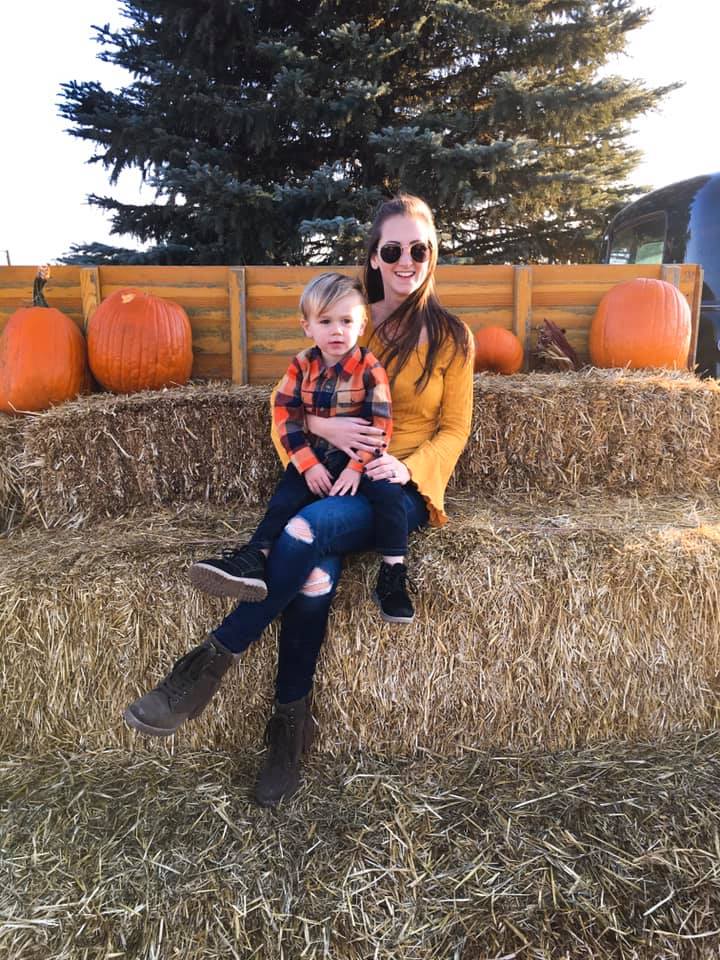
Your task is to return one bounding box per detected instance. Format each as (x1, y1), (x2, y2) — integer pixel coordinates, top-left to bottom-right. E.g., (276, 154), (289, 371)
(513, 266), (533, 372)
(662, 264), (698, 371)
(228, 267), (248, 385)
(247, 264), (515, 282)
(532, 264), (664, 282)
(687, 264), (703, 371)
(192, 354), (233, 380)
(533, 306), (596, 328)
(99, 265), (228, 284)
(98, 284), (228, 306)
(79, 267), (101, 330)
(191, 332), (234, 355)
(450, 306), (515, 329)
(249, 352), (303, 384)
(660, 264), (682, 288)
(245, 265), (358, 287)
(532, 283), (697, 307)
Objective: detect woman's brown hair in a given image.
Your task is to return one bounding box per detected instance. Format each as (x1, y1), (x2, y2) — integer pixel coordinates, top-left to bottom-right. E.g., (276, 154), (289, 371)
(362, 194), (469, 391)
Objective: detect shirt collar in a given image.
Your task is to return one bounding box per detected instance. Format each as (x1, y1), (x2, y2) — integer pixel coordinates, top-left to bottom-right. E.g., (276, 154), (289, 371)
(309, 344), (363, 381)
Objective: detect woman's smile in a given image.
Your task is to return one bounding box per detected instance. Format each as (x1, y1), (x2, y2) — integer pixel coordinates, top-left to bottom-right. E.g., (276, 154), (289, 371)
(370, 213), (432, 308)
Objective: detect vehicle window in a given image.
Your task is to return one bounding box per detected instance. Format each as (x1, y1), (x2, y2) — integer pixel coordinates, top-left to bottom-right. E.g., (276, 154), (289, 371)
(608, 213), (667, 264)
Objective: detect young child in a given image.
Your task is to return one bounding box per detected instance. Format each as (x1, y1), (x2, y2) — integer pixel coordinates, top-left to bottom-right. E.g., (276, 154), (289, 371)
(189, 272), (414, 623)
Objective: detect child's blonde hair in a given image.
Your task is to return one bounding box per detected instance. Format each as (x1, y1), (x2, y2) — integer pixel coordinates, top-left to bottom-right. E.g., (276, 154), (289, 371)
(299, 272), (368, 322)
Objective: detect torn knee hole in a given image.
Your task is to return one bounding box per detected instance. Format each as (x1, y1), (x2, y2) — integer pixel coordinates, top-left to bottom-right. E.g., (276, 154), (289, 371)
(286, 516), (314, 544)
(301, 567), (333, 596)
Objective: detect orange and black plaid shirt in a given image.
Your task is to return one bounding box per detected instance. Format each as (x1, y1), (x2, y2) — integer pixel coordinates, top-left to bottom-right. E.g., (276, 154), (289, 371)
(274, 345), (393, 474)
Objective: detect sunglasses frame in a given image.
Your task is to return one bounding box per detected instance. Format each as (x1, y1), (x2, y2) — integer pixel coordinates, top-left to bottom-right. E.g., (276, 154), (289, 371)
(378, 241), (432, 265)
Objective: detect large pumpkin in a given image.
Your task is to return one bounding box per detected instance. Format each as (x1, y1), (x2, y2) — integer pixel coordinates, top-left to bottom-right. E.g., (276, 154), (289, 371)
(88, 288), (193, 393)
(0, 267), (90, 413)
(589, 278), (691, 370)
(474, 326), (524, 374)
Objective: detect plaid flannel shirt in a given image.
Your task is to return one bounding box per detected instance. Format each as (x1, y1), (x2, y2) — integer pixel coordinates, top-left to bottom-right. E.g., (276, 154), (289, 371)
(273, 345), (393, 474)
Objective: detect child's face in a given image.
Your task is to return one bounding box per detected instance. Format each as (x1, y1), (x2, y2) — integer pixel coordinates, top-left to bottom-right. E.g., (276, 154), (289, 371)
(302, 292), (367, 364)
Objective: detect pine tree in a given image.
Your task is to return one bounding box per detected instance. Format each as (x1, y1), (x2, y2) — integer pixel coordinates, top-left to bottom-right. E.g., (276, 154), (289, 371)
(59, 1), (673, 265)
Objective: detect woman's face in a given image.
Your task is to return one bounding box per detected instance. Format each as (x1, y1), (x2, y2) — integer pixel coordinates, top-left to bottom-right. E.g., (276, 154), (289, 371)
(370, 214), (433, 305)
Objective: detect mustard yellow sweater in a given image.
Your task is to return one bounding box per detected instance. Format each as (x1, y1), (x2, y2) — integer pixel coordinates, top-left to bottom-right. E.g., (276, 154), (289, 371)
(271, 324), (475, 526)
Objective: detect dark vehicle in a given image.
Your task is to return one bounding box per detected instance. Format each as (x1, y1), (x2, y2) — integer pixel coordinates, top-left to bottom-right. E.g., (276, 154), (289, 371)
(601, 172), (720, 377)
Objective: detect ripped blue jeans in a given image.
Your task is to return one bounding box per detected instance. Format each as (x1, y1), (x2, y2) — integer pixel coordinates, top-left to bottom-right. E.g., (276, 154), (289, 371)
(212, 485), (429, 703)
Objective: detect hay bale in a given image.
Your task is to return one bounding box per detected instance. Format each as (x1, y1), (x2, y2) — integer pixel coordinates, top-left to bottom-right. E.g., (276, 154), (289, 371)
(18, 382), (281, 528)
(2, 734), (720, 958)
(455, 368), (720, 495)
(2, 494), (720, 757)
(0, 414), (26, 534)
(9, 369), (720, 530)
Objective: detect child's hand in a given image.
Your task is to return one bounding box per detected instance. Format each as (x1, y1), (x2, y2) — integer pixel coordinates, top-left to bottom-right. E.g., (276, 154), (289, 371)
(304, 463), (333, 496)
(329, 466), (361, 496)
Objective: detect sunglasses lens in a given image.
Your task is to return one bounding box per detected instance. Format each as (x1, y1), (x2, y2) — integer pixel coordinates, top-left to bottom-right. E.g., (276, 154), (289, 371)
(378, 243), (430, 264)
(379, 244), (401, 264)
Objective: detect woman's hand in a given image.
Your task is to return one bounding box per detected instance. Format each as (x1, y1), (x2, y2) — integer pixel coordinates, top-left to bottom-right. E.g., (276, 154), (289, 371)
(306, 414), (386, 461)
(364, 452), (410, 485)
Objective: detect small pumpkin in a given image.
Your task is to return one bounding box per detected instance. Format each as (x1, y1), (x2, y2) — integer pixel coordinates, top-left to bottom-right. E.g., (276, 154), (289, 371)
(88, 288), (193, 393)
(474, 326), (524, 374)
(589, 278), (691, 370)
(0, 266), (91, 413)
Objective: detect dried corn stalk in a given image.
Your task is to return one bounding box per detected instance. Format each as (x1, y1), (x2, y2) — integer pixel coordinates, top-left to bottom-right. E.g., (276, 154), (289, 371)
(534, 318), (580, 370)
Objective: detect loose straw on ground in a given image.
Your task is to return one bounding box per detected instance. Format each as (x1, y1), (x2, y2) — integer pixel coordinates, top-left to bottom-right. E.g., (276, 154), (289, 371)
(2, 733), (720, 958)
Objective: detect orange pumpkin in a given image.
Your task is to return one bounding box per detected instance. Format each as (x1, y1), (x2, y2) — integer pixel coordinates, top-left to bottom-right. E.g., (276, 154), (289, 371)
(88, 288), (193, 393)
(0, 267), (90, 413)
(589, 278), (691, 370)
(474, 326), (524, 374)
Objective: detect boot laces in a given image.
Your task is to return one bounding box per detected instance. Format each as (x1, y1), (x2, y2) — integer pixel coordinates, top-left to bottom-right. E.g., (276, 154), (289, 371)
(218, 544), (263, 573)
(158, 643), (216, 702)
(378, 563), (415, 598)
(220, 546), (244, 561)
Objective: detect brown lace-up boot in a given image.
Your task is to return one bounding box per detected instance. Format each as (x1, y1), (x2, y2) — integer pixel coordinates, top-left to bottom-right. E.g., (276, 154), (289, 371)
(254, 694), (316, 807)
(123, 634), (235, 737)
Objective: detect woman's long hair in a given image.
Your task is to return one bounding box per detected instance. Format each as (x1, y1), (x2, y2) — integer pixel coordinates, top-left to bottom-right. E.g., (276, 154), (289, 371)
(362, 194), (469, 391)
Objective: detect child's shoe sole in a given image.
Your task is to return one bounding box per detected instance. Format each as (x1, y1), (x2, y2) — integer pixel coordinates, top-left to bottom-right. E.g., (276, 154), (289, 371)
(372, 591), (415, 623)
(189, 563), (268, 601)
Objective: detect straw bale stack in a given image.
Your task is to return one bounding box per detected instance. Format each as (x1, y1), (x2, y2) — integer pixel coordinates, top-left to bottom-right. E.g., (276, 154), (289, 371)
(12, 382), (282, 530)
(2, 369), (720, 532)
(0, 414), (26, 534)
(454, 368), (720, 495)
(3, 367), (720, 960)
(3, 493), (720, 757)
(3, 733), (720, 958)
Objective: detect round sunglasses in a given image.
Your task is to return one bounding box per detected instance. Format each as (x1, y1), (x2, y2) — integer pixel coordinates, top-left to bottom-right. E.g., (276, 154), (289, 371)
(378, 241), (431, 264)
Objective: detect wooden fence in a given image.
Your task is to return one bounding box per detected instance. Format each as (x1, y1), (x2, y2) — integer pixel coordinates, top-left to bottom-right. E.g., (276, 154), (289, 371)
(0, 263), (704, 383)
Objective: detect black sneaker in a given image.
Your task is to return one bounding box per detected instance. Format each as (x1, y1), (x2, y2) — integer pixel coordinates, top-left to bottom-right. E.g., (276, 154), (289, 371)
(189, 544), (268, 600)
(373, 561), (415, 623)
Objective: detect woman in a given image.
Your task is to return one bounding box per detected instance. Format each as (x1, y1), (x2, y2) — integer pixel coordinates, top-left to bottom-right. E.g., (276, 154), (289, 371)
(124, 194), (474, 806)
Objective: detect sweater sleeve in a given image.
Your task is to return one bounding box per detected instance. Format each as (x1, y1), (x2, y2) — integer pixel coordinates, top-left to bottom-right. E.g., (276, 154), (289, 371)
(402, 326), (475, 525)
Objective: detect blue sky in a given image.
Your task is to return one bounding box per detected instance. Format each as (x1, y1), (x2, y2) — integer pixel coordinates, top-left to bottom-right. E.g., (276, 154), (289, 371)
(1, 0), (718, 265)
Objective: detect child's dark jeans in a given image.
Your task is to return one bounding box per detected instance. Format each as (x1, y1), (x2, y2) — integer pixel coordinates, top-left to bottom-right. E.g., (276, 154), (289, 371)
(250, 449), (408, 557)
